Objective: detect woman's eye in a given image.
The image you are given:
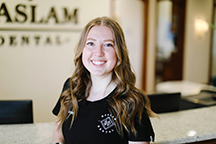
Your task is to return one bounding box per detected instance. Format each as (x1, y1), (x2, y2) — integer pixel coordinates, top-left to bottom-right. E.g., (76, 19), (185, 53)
(87, 42), (94, 46)
(104, 43), (113, 47)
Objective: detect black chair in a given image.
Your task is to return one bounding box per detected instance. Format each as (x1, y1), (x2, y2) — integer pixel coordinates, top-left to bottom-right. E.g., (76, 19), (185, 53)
(0, 100), (33, 124)
(148, 92), (181, 113)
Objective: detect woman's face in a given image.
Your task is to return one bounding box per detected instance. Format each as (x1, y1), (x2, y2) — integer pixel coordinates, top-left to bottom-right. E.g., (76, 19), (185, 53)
(82, 25), (117, 78)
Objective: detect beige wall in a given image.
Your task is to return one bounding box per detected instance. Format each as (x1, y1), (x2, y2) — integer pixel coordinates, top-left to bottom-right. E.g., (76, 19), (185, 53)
(183, 0), (213, 83)
(0, 0), (146, 123)
(0, 0), (112, 123)
(113, 0), (145, 89)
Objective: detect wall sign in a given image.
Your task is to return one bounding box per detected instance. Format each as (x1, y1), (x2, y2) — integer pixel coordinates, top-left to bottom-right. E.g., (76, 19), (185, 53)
(0, 0), (80, 47)
(0, 2), (78, 24)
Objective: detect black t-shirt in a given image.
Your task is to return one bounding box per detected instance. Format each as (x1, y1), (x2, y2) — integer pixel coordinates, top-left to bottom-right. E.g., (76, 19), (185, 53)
(52, 78), (155, 144)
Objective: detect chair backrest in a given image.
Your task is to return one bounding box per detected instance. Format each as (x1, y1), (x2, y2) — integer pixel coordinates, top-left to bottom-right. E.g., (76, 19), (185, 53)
(0, 100), (33, 124)
(148, 92), (181, 113)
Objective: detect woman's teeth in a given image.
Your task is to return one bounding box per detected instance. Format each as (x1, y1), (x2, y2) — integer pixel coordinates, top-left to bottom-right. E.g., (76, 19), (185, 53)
(92, 61), (105, 65)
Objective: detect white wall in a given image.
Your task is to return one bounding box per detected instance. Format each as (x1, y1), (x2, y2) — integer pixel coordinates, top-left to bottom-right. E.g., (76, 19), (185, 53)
(0, 0), (112, 123)
(113, 0), (145, 89)
(183, 0), (213, 83)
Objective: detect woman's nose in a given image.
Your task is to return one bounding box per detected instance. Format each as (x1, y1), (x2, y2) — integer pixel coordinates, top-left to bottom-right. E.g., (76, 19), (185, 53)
(94, 45), (104, 56)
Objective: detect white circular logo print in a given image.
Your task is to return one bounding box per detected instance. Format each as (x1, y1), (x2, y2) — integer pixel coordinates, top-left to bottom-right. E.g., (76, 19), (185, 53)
(97, 113), (116, 134)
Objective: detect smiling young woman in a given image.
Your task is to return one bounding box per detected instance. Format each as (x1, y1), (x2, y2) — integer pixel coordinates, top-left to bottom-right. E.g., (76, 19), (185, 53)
(52, 16), (157, 144)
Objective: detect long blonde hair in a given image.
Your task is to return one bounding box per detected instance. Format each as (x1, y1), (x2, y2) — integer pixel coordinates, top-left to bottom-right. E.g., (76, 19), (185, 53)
(57, 16), (156, 135)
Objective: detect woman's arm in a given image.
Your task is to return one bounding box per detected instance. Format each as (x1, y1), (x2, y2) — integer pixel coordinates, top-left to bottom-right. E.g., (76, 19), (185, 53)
(52, 120), (65, 144)
(129, 141), (150, 144)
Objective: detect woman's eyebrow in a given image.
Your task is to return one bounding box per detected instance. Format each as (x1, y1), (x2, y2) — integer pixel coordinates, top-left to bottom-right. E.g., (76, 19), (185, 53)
(104, 39), (114, 42)
(86, 38), (114, 43)
(86, 38), (96, 41)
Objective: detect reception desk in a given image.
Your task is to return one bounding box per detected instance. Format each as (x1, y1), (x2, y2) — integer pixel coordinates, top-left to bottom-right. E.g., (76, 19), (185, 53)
(0, 106), (216, 144)
(151, 106), (216, 143)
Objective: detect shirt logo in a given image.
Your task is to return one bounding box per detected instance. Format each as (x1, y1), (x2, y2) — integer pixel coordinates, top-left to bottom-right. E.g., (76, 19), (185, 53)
(100, 117), (114, 130)
(97, 113), (116, 134)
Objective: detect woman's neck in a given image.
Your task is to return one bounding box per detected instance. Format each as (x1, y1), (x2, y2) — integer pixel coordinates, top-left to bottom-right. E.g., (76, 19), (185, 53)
(87, 74), (116, 101)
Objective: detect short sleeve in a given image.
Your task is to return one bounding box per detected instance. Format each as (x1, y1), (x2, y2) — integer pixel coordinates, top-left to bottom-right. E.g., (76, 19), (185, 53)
(127, 108), (155, 142)
(52, 78), (70, 116)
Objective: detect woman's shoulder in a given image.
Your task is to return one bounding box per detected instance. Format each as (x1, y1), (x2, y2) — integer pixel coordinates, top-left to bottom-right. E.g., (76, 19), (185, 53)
(65, 77), (71, 84)
(62, 77), (71, 91)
